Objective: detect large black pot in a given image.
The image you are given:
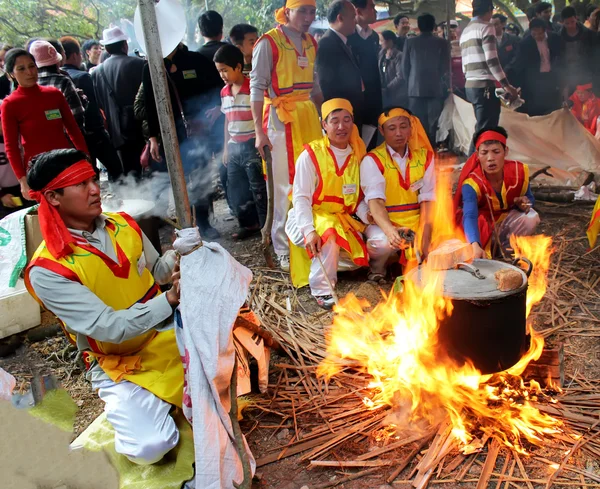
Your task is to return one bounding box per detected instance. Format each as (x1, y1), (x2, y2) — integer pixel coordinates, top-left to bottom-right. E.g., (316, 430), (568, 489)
(407, 258), (532, 374)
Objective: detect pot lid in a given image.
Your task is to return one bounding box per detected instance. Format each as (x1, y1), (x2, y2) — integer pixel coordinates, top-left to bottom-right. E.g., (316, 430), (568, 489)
(406, 259), (528, 300)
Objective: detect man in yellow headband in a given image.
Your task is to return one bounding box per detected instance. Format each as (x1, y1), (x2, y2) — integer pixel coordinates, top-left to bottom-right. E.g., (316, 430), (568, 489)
(359, 107), (436, 280)
(250, 0), (324, 272)
(285, 98), (369, 309)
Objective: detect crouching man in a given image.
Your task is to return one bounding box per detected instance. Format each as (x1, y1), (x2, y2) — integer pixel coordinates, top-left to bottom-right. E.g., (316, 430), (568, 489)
(24, 149), (183, 465)
(360, 107), (436, 281)
(285, 99), (369, 309)
(454, 126), (540, 258)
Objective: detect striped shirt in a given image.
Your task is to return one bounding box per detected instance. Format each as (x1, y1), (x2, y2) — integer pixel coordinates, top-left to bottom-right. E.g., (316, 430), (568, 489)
(459, 17), (508, 88)
(220, 76), (255, 143)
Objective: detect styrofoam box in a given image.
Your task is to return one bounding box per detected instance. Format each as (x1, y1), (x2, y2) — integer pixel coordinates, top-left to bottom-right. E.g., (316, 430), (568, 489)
(0, 279), (41, 339)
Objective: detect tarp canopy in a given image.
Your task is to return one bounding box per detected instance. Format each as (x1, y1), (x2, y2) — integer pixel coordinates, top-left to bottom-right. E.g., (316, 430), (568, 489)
(438, 95), (600, 186)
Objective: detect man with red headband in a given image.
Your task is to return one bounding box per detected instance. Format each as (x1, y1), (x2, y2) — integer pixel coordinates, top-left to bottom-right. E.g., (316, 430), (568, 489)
(285, 98), (368, 309)
(570, 83), (600, 139)
(24, 149), (183, 465)
(359, 107), (436, 281)
(454, 126), (539, 259)
(250, 0), (324, 272)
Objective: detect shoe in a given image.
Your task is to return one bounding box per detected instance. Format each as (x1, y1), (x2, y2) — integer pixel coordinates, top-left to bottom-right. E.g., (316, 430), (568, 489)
(277, 254), (290, 272)
(315, 295), (336, 310)
(200, 225), (220, 240)
(232, 226), (261, 240)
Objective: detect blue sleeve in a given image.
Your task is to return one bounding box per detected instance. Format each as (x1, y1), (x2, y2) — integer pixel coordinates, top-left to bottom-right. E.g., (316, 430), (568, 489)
(525, 184), (535, 206)
(462, 185), (481, 244)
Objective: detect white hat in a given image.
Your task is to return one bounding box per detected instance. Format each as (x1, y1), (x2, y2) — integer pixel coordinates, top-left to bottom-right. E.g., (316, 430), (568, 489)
(133, 0), (186, 58)
(29, 40), (62, 68)
(100, 26), (129, 46)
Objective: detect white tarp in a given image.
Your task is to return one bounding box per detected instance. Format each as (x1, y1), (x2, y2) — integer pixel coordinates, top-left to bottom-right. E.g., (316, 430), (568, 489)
(438, 95), (600, 185)
(173, 230), (255, 489)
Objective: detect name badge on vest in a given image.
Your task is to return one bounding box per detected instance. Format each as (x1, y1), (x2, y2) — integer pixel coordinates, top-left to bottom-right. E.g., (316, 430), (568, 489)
(183, 70), (197, 79)
(137, 253), (147, 276)
(45, 109), (62, 121)
(297, 56), (309, 68)
(342, 184), (357, 195)
(410, 179), (424, 192)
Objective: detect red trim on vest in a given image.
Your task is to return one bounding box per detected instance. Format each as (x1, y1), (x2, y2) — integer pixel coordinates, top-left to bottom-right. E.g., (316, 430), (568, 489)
(278, 24), (308, 69)
(388, 147), (411, 190)
(28, 257), (83, 284)
(137, 282), (161, 304)
(117, 212), (142, 238)
(86, 337), (102, 354)
(306, 144), (324, 205)
(386, 203), (421, 212)
(368, 152), (385, 174)
(326, 147), (352, 177)
(285, 123), (296, 183)
(424, 151), (434, 171)
(315, 228), (369, 268)
(263, 34), (280, 96)
(74, 241), (132, 280)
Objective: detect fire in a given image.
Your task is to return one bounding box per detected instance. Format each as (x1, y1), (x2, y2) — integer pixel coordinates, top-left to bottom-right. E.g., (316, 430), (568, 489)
(318, 175), (561, 454)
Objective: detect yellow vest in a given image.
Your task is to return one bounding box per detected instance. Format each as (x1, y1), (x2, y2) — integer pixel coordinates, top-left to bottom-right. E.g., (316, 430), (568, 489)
(366, 143), (433, 232)
(259, 26), (323, 183)
(25, 212), (183, 407)
(290, 138), (368, 287)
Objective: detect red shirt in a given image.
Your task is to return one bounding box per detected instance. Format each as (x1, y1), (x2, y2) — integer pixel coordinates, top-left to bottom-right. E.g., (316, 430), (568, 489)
(220, 77), (255, 143)
(1, 84), (88, 180)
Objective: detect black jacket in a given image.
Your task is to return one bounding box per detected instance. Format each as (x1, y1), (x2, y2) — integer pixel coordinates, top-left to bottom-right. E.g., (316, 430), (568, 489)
(497, 32), (520, 81)
(513, 32), (562, 88)
(316, 29), (364, 129)
(92, 53), (145, 147)
(401, 32), (449, 98)
(64, 64), (105, 132)
(347, 30), (382, 126)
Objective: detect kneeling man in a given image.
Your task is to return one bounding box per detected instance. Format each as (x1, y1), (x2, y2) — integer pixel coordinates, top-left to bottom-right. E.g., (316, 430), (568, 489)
(454, 126), (540, 259)
(360, 107), (436, 280)
(25, 149), (183, 465)
(286, 98), (368, 309)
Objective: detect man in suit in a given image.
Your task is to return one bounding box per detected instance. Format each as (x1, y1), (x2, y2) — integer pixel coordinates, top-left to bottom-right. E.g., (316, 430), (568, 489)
(348, 0), (382, 149)
(492, 13), (520, 82)
(513, 17), (562, 116)
(316, 1), (365, 130)
(401, 13), (450, 146)
(394, 14), (411, 51)
(92, 27), (145, 176)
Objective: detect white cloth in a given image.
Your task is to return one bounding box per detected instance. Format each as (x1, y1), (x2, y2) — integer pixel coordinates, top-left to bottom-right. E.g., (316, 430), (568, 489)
(292, 144), (353, 238)
(286, 207), (358, 296)
(437, 95), (600, 185)
(173, 239), (255, 488)
(364, 224), (398, 274)
(0, 366), (16, 401)
(360, 145), (436, 204)
(92, 378), (180, 465)
(356, 24), (374, 40)
(0, 205), (34, 293)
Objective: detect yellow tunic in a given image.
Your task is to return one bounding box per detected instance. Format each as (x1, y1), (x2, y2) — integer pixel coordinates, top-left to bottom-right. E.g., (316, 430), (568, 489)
(259, 25), (323, 183)
(290, 137), (367, 287)
(25, 212), (183, 407)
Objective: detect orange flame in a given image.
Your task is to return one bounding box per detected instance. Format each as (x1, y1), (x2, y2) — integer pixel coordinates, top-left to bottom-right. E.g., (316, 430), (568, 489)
(318, 175), (560, 453)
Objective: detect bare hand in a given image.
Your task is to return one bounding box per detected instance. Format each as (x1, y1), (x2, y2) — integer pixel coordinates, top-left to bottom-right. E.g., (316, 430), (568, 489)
(366, 211), (375, 225)
(1, 194), (16, 208)
(255, 131), (273, 160)
(514, 196), (532, 214)
(149, 137), (162, 162)
(205, 106), (221, 128)
(222, 149), (228, 166)
(305, 231), (322, 256)
(595, 130), (600, 141)
(19, 177), (31, 201)
(165, 261), (180, 306)
(504, 85), (519, 102)
(472, 242), (486, 260)
(385, 226), (405, 250)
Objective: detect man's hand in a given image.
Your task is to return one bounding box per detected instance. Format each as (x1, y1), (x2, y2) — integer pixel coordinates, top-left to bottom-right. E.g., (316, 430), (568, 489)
(504, 84), (519, 102)
(595, 129), (600, 141)
(255, 130), (273, 160)
(514, 196), (532, 214)
(222, 148), (228, 166)
(384, 226), (405, 250)
(472, 242), (486, 260)
(366, 211), (375, 225)
(165, 261), (180, 307)
(305, 231), (322, 256)
(19, 177), (31, 201)
(149, 137), (162, 162)
(1, 194), (16, 208)
(205, 106), (221, 128)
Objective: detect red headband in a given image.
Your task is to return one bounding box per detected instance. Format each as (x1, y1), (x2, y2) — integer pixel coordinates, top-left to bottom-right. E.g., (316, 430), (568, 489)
(577, 83), (593, 91)
(476, 130), (507, 149)
(30, 160), (98, 260)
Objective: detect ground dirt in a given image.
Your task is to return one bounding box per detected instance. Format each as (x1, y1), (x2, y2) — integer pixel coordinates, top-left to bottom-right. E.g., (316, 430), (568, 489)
(1, 197), (599, 489)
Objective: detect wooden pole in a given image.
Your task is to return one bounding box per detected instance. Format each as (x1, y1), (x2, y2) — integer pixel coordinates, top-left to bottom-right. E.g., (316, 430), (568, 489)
(137, 0), (193, 229)
(447, 0), (453, 94)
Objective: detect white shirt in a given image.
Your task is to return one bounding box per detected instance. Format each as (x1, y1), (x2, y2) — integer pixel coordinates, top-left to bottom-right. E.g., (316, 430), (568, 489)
(292, 143), (357, 238)
(360, 144), (436, 206)
(330, 27), (348, 44)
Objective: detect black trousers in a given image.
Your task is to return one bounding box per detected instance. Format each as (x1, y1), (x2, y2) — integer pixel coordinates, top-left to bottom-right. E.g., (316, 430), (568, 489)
(86, 129), (123, 180)
(226, 140), (268, 229)
(465, 86), (501, 154)
(117, 137), (145, 177)
(408, 96), (445, 146)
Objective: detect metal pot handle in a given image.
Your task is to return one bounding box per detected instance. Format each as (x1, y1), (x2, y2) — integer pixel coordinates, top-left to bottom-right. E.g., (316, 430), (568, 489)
(512, 257), (533, 277)
(456, 262), (486, 280)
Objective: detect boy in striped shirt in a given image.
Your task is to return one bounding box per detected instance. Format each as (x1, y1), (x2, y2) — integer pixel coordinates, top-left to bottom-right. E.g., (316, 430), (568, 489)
(215, 44), (267, 239)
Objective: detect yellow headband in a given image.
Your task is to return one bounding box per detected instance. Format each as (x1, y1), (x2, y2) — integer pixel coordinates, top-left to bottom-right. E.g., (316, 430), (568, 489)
(322, 98), (354, 121)
(377, 108), (433, 153)
(274, 0), (317, 24)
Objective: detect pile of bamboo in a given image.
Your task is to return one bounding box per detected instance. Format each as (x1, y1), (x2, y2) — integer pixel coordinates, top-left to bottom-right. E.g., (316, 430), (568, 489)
(246, 234), (600, 488)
